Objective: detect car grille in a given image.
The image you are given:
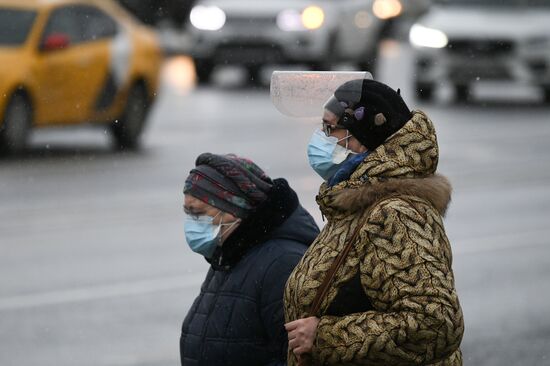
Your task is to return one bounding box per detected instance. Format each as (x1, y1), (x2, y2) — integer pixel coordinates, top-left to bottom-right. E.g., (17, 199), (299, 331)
(449, 65), (511, 81)
(447, 39), (515, 57)
(225, 15), (277, 28)
(214, 42), (283, 64)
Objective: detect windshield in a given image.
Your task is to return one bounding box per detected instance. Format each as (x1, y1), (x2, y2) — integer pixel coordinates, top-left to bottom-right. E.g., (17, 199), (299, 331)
(435, 0), (550, 6)
(0, 8), (37, 46)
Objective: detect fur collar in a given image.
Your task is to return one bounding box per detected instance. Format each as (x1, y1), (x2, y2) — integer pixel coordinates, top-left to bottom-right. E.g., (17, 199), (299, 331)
(324, 174), (452, 216)
(208, 178), (299, 271)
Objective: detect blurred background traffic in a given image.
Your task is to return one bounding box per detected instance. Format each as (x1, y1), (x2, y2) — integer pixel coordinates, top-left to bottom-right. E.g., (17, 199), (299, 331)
(1, 0), (549, 365)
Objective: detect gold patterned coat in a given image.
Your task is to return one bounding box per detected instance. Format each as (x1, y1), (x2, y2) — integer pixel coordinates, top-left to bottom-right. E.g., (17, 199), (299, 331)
(284, 110), (464, 366)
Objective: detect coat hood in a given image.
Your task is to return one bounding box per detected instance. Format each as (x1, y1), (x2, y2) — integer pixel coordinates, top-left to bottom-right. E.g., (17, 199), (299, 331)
(317, 110), (451, 217)
(269, 204), (319, 246)
(209, 178), (318, 270)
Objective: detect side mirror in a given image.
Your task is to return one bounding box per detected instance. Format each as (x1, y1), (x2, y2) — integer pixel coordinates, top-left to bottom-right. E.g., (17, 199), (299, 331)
(42, 33), (70, 52)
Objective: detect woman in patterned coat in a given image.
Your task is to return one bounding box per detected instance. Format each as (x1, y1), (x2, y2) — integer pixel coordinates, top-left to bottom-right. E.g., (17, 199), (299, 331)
(284, 79), (464, 366)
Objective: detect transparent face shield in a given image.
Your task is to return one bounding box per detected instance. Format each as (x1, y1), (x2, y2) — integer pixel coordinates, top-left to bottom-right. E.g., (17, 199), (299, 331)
(270, 71), (373, 118)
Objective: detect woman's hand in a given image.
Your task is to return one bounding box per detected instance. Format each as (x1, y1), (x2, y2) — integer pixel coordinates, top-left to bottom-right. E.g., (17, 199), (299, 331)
(284, 316), (320, 356)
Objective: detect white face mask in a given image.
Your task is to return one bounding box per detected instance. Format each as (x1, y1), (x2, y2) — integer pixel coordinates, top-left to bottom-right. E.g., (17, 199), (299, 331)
(307, 129), (355, 181)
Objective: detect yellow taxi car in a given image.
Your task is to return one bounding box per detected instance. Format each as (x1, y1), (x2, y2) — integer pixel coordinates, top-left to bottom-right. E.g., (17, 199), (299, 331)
(0, 0), (163, 154)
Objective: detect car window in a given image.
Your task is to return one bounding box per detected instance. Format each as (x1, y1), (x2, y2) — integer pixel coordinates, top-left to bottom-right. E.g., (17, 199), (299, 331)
(0, 8), (37, 46)
(42, 5), (118, 47)
(42, 6), (84, 45)
(79, 6), (118, 42)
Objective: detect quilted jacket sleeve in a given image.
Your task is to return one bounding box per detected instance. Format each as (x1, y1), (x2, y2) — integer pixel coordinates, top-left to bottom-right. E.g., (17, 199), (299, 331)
(312, 199), (464, 365)
(261, 250), (305, 364)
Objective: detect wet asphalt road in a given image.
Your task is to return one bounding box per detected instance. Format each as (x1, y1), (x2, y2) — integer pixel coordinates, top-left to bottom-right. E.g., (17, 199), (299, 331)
(1, 42), (550, 366)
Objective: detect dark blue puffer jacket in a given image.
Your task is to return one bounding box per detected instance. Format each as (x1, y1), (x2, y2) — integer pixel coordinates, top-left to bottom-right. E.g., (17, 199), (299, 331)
(180, 179), (319, 366)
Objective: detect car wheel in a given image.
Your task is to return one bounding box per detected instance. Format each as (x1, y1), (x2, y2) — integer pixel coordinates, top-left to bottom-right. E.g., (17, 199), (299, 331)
(247, 66), (262, 86)
(195, 60), (214, 84)
(0, 93), (32, 155)
(542, 87), (550, 104)
(415, 83), (434, 102)
(454, 84), (470, 102)
(358, 56), (378, 76)
(112, 85), (149, 150)
(358, 45), (379, 75)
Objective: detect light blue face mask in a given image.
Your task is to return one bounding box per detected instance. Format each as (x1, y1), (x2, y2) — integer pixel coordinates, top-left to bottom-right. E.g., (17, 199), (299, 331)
(184, 211), (238, 258)
(307, 129), (355, 181)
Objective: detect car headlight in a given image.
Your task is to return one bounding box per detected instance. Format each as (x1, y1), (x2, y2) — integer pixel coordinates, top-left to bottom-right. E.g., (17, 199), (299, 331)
(302, 6), (324, 30)
(372, 0), (402, 20)
(409, 24), (448, 49)
(277, 6), (324, 31)
(190, 6), (226, 31)
(277, 9), (302, 31)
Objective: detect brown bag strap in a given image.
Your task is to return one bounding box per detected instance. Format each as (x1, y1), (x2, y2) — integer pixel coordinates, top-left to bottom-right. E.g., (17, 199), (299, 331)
(309, 211), (369, 316)
(309, 195), (402, 317)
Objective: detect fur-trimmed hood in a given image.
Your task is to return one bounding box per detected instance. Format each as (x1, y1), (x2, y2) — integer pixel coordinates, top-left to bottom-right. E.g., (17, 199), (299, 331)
(317, 110), (451, 217)
(326, 174), (451, 216)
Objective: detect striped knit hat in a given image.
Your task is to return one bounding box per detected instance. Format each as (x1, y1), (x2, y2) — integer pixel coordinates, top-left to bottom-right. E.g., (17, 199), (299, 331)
(184, 153), (273, 218)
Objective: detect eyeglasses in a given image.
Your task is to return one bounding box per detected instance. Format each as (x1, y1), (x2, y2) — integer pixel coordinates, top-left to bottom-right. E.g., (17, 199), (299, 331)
(321, 121), (347, 137)
(183, 207), (201, 220)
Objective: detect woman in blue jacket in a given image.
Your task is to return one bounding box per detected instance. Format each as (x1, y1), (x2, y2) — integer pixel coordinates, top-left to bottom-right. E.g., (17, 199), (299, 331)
(180, 152), (319, 366)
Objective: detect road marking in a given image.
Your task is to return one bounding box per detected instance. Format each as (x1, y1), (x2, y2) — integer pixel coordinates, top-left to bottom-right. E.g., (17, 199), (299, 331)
(0, 272), (205, 311)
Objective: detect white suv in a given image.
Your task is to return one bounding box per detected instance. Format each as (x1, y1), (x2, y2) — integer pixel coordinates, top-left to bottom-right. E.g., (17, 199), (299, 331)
(186, 0), (387, 82)
(410, 0), (550, 102)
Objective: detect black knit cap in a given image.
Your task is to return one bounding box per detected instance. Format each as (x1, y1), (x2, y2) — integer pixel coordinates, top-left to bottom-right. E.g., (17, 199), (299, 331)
(331, 79), (412, 151)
